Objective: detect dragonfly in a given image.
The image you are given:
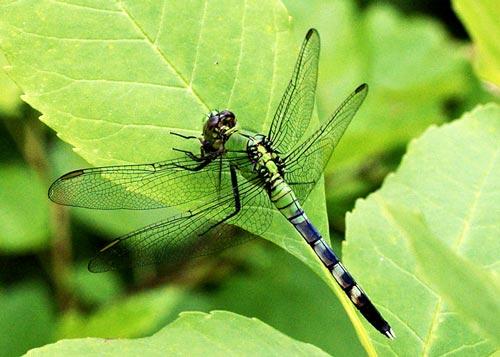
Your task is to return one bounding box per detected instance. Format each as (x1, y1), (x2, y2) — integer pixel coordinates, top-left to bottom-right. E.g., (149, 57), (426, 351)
(49, 29), (394, 339)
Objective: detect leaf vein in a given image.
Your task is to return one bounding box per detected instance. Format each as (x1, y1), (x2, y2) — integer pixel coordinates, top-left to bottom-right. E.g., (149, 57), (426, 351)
(154, 0), (167, 45)
(263, 9), (279, 133)
(49, 0), (121, 13)
(378, 303), (424, 343)
(189, 0), (208, 86)
(453, 146), (499, 251)
(438, 339), (489, 357)
(8, 23), (142, 42)
(48, 106), (200, 135)
(116, 0), (210, 111)
(422, 300), (442, 356)
(227, 0), (247, 108)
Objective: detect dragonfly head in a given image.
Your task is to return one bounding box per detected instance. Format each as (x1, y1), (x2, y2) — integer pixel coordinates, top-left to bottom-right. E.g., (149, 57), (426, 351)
(202, 110), (237, 153)
(205, 110), (236, 132)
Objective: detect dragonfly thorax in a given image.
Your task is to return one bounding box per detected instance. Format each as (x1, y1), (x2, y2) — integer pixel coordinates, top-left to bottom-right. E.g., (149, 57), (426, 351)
(246, 134), (285, 188)
(201, 110), (237, 154)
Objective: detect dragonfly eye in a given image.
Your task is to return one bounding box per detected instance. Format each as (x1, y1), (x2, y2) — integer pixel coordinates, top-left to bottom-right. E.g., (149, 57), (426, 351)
(220, 110), (236, 128)
(206, 115), (220, 130)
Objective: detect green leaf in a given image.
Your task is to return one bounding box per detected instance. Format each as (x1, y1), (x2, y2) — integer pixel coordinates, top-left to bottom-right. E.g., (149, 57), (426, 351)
(0, 0), (293, 165)
(0, 51), (21, 117)
(0, 163), (50, 252)
(453, 0), (500, 86)
(0, 281), (55, 356)
(39, 311), (329, 356)
(384, 203), (500, 345)
(344, 103), (500, 355)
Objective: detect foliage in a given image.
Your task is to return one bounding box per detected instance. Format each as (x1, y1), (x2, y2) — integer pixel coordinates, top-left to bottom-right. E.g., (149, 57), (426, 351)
(385, 203), (500, 346)
(0, 0), (498, 356)
(344, 104), (499, 355)
(453, 0), (500, 86)
(32, 311), (330, 356)
(283, 0), (489, 229)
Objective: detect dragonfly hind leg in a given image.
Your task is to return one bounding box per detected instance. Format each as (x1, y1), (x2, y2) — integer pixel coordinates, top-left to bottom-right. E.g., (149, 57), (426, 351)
(202, 165), (241, 234)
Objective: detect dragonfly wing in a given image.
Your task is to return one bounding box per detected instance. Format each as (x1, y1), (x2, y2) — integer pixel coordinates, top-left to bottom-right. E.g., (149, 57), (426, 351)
(284, 84), (368, 203)
(49, 155), (249, 210)
(88, 175), (272, 272)
(268, 29), (319, 154)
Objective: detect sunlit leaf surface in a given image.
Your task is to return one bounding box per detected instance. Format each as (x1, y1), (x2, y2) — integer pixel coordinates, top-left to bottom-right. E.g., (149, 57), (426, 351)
(33, 311), (330, 356)
(344, 104), (500, 355)
(385, 203), (500, 345)
(0, 0), (293, 165)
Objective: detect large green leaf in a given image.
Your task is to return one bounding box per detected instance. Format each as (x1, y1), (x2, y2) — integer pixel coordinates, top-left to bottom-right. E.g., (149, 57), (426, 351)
(0, 163), (50, 252)
(0, 0), (293, 165)
(344, 103), (500, 355)
(385, 203), (500, 345)
(453, 0), (500, 86)
(33, 311), (329, 356)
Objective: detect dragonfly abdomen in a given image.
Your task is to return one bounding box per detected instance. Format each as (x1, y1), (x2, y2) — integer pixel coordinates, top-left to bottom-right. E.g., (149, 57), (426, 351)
(270, 181), (394, 338)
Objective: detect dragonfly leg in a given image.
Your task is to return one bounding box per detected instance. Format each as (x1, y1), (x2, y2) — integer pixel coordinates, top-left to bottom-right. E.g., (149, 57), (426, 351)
(173, 157), (213, 171)
(172, 148), (205, 162)
(202, 165), (241, 234)
(170, 131), (198, 140)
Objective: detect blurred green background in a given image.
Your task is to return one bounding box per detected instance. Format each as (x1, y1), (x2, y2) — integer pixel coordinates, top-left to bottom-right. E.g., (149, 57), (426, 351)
(0, 0), (498, 356)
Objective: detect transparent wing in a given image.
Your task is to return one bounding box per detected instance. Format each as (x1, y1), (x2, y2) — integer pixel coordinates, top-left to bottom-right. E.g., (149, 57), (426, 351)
(49, 155), (249, 210)
(88, 175), (273, 272)
(284, 84), (368, 203)
(268, 29), (320, 154)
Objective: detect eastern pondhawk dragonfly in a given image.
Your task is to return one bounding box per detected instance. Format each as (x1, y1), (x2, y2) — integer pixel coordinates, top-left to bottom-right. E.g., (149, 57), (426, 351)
(49, 29), (394, 338)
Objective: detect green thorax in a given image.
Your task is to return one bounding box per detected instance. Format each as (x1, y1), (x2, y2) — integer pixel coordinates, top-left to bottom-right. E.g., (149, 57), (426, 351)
(226, 131), (285, 188)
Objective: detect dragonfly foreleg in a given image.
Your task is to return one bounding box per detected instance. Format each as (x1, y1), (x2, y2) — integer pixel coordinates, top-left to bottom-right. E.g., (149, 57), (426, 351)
(170, 131), (198, 140)
(172, 147), (205, 162)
